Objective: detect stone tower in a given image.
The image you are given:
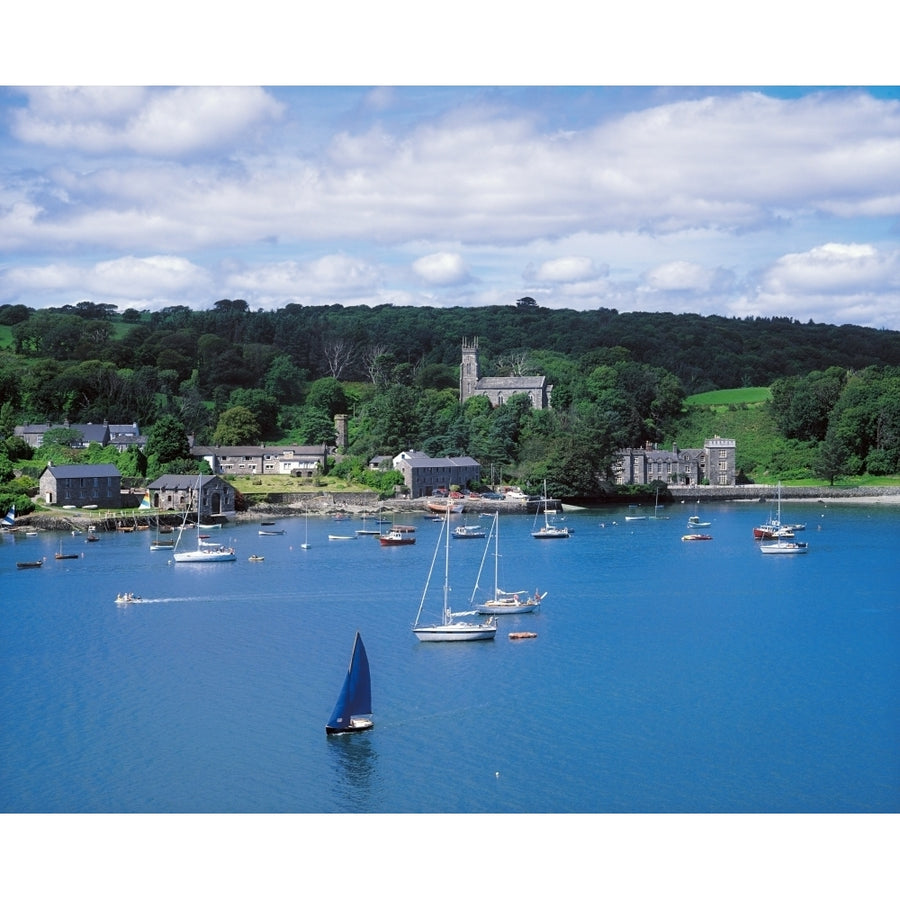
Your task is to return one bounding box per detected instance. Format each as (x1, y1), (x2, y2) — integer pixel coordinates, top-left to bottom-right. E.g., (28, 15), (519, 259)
(459, 337), (480, 403)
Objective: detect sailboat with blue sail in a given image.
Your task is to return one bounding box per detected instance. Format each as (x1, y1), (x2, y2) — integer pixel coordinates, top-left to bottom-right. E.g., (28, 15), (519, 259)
(325, 632), (373, 735)
(1, 504), (15, 528)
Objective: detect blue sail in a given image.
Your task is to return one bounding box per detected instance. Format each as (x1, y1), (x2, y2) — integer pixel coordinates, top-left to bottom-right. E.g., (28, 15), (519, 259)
(1, 504), (14, 527)
(325, 632), (373, 734)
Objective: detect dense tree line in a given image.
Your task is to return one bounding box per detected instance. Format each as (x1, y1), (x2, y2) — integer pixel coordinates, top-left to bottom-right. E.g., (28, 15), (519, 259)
(1, 299), (899, 507)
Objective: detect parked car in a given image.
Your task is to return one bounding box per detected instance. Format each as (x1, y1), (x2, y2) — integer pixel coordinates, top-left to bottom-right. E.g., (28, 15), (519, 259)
(481, 492), (504, 500)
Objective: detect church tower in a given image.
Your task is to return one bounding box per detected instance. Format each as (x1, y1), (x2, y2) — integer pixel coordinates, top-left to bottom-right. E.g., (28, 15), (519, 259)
(459, 337), (480, 403)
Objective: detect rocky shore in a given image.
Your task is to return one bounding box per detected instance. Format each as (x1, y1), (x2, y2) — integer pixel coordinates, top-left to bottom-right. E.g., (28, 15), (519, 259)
(11, 483), (900, 533)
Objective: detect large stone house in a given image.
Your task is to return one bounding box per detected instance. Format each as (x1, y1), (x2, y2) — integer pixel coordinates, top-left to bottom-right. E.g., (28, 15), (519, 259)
(614, 437), (737, 486)
(39, 462), (122, 508)
(146, 474), (236, 518)
(190, 444), (329, 479)
(392, 450), (482, 498)
(459, 337), (552, 409)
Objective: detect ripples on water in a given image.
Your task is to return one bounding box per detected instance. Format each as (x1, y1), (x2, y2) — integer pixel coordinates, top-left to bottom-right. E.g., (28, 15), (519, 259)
(1, 501), (898, 814)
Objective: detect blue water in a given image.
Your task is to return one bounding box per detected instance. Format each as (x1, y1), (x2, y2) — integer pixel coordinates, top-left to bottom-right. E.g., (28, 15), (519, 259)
(1, 501), (898, 813)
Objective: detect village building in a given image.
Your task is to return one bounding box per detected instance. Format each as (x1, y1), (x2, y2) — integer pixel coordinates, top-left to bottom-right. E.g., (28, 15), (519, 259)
(459, 337), (552, 409)
(391, 450), (482, 498)
(189, 444), (329, 479)
(614, 436), (737, 486)
(14, 420), (146, 452)
(39, 462), (122, 508)
(146, 474), (236, 518)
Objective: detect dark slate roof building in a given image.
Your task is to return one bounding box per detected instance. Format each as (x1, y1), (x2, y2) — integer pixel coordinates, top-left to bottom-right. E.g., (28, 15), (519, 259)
(147, 474), (236, 518)
(459, 337), (552, 409)
(38, 463), (122, 508)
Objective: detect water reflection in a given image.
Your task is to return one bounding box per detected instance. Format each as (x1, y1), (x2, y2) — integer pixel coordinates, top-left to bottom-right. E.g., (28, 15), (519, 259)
(326, 733), (379, 811)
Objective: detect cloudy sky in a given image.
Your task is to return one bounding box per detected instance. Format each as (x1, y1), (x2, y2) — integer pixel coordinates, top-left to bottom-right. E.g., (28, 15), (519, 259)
(2, 13), (899, 330)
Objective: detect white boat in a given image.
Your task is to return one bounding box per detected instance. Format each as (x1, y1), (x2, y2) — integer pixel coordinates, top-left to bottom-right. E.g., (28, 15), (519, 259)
(759, 484), (809, 554)
(452, 523), (486, 539)
(687, 515), (712, 527)
(472, 513), (544, 615)
(115, 592), (142, 604)
(328, 533), (358, 541)
(301, 510), (311, 550)
(173, 475), (237, 563)
(412, 507), (497, 642)
(760, 539), (808, 554)
(531, 480), (571, 539)
(325, 632), (373, 734)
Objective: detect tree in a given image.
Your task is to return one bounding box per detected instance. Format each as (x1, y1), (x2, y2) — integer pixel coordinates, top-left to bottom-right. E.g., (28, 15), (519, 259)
(145, 415), (190, 464)
(211, 406), (261, 446)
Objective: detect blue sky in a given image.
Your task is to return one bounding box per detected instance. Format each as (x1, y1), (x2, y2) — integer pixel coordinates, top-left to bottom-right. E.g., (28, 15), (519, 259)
(2, 10), (899, 330)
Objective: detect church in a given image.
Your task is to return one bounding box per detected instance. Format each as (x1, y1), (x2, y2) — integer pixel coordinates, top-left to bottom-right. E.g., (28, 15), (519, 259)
(459, 337), (552, 409)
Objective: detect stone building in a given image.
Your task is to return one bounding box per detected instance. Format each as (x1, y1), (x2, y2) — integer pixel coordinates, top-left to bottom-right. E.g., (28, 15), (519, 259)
(459, 337), (551, 408)
(614, 437), (737, 486)
(392, 450), (482, 498)
(146, 474), (236, 518)
(39, 462), (122, 508)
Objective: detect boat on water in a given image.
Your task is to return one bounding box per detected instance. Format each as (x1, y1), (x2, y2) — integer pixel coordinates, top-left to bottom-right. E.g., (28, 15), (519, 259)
(2, 503), (17, 529)
(760, 538), (809, 554)
(687, 514), (712, 528)
(325, 631), (374, 735)
(531, 480), (571, 539)
(681, 533), (713, 541)
(754, 483), (787, 539)
(17, 559), (44, 569)
(55, 539), (79, 560)
(301, 511), (311, 550)
(115, 592), (142, 604)
(198, 522), (222, 530)
(172, 475), (237, 563)
(259, 528), (286, 535)
(248, 554), (264, 562)
(757, 484), (809, 554)
(509, 631), (538, 640)
(426, 499), (465, 514)
(472, 512), (544, 615)
(378, 530), (415, 546)
(624, 514), (647, 522)
(412, 508), (497, 642)
(453, 523), (486, 539)
(329, 534), (358, 541)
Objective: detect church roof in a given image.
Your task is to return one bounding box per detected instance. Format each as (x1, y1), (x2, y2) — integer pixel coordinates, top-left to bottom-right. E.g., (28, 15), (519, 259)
(475, 376), (546, 390)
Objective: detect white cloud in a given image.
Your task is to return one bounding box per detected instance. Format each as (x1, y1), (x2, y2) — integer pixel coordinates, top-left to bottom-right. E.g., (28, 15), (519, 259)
(645, 260), (719, 292)
(533, 256), (600, 283)
(12, 87), (283, 156)
(0, 255), (212, 304)
(412, 252), (470, 285)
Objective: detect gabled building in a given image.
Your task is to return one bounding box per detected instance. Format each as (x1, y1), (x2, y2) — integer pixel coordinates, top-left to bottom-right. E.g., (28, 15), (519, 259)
(39, 462), (122, 508)
(614, 437), (737, 486)
(459, 337), (552, 409)
(146, 474), (236, 518)
(189, 444), (328, 479)
(392, 449), (481, 498)
(14, 419), (145, 452)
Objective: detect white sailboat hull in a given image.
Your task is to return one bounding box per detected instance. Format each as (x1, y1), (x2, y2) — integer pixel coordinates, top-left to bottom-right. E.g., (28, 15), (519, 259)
(413, 622), (497, 642)
(173, 548), (236, 562)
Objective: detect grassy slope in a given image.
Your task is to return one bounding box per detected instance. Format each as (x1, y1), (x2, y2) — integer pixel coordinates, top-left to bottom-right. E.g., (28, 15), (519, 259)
(674, 387), (900, 486)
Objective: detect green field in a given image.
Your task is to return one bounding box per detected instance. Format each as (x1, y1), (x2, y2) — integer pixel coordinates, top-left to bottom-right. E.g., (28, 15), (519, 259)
(684, 387), (771, 406)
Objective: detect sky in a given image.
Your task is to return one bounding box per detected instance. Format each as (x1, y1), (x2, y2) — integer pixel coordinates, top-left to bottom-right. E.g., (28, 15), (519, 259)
(2, 8), (899, 333)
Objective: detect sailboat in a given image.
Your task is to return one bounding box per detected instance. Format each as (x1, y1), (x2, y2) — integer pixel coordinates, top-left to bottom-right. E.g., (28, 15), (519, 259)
(760, 483), (809, 554)
(531, 480), (571, 539)
(412, 507), (497, 642)
(1, 504), (15, 529)
(301, 509), (311, 550)
(55, 539), (79, 560)
(172, 475), (236, 563)
(150, 516), (176, 551)
(325, 631), (373, 734)
(472, 513), (544, 615)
